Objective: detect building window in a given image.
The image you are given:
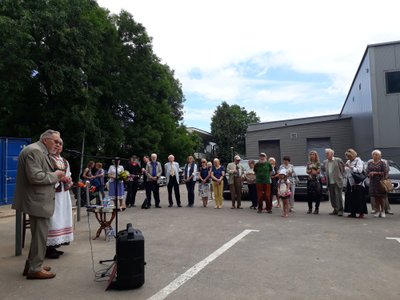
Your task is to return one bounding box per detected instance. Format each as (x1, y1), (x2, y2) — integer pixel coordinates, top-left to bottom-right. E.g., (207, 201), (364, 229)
(385, 71), (400, 94)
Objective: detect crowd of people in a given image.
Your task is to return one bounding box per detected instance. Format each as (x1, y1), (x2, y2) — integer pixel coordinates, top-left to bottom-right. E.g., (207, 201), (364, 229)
(13, 128), (394, 280)
(80, 148), (393, 221)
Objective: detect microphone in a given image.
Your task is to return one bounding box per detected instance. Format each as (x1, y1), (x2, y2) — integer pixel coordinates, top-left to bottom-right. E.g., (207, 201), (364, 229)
(64, 149), (82, 154)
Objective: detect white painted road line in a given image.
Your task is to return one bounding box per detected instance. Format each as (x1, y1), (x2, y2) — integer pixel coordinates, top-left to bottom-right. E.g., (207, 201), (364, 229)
(386, 237), (400, 243)
(147, 229), (260, 300)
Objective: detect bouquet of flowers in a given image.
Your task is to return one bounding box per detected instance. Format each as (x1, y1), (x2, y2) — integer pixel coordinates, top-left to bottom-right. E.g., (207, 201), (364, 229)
(118, 170), (130, 182)
(77, 181), (89, 188)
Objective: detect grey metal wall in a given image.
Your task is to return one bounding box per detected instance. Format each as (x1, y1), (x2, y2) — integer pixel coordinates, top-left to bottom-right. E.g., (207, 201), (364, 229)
(370, 44), (400, 149)
(341, 51), (374, 159)
(246, 118), (353, 164)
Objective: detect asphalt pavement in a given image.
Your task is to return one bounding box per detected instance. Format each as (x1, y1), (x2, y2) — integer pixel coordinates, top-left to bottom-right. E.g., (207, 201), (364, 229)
(1, 186), (400, 300)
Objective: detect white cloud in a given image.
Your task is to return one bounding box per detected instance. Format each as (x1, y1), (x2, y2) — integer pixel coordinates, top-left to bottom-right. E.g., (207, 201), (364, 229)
(97, 0), (400, 130)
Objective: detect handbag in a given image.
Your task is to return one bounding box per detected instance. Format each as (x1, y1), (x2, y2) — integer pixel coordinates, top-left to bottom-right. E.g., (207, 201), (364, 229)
(350, 159), (366, 184)
(379, 178), (394, 193)
(352, 171), (366, 184)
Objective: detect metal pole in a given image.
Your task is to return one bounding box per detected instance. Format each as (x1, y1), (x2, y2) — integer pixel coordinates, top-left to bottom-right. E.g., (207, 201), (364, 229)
(76, 131), (85, 222)
(86, 183), (90, 206)
(77, 187), (81, 221)
(15, 210), (22, 256)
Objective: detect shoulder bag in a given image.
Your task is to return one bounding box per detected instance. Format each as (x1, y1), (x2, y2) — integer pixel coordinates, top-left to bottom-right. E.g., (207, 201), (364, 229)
(379, 178), (394, 193)
(351, 160), (366, 184)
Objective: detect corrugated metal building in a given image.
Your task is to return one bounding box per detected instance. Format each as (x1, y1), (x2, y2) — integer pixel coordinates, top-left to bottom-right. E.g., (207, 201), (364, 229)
(246, 41), (400, 164)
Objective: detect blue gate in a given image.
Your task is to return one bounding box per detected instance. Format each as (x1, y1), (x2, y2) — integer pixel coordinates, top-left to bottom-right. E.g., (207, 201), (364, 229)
(0, 137), (31, 205)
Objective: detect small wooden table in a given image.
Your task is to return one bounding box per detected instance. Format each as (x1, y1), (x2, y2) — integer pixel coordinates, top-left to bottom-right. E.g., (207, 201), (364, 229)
(87, 207), (116, 240)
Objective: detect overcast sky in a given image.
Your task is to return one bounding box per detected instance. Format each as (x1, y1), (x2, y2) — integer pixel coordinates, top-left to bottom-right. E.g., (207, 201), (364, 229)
(97, 0), (400, 132)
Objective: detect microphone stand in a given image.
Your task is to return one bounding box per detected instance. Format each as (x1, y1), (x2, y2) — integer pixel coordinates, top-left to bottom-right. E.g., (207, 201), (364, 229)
(99, 157), (120, 265)
(114, 158), (119, 241)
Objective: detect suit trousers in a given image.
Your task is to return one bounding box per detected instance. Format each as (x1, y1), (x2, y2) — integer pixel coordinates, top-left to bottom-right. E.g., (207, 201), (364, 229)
(256, 184), (271, 212)
(167, 176), (181, 205)
(328, 183), (343, 213)
(230, 177), (242, 207)
(289, 182), (296, 208)
(28, 215), (49, 272)
(148, 181), (160, 206)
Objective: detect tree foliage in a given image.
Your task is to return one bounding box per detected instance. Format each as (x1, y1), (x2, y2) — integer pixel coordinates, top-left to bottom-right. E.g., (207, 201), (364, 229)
(0, 0), (199, 177)
(210, 101), (260, 164)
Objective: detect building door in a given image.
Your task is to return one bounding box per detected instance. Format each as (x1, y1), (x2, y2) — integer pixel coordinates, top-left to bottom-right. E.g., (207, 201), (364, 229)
(306, 138), (331, 162)
(258, 140), (281, 163)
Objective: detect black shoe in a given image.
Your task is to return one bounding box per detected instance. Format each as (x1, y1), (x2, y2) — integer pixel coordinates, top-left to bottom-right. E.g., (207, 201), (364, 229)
(168, 204), (173, 207)
(55, 249), (64, 255)
(45, 248), (60, 259)
(178, 204), (182, 207)
(156, 205), (162, 208)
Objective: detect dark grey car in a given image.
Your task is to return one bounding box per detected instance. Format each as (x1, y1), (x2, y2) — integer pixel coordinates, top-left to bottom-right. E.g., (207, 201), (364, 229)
(364, 160), (400, 202)
(293, 165), (328, 199)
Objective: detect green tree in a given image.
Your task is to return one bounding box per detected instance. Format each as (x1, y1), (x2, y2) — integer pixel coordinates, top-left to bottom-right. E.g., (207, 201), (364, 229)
(0, 0), (119, 173)
(211, 101), (260, 164)
(0, 1), (199, 177)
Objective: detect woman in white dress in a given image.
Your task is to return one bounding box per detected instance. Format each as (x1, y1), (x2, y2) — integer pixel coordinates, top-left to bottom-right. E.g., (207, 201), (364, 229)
(46, 140), (73, 259)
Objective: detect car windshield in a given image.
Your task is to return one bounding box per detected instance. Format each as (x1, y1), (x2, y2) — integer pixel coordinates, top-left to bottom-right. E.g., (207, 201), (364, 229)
(238, 160), (258, 172)
(389, 166), (400, 175)
(293, 166), (307, 176)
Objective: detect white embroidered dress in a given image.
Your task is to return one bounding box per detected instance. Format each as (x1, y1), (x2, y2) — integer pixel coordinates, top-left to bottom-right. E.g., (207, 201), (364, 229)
(47, 155), (74, 246)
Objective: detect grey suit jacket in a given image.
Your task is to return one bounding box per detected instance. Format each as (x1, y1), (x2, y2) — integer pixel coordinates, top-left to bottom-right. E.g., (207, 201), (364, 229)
(323, 157), (345, 188)
(12, 141), (59, 218)
(164, 162), (180, 184)
(146, 161), (162, 182)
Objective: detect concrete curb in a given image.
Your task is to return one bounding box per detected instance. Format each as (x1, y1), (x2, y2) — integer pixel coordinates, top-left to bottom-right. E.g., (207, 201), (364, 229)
(0, 205), (15, 219)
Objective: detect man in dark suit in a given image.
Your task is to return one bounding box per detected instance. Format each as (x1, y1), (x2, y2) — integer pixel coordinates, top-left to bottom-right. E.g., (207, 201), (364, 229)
(12, 129), (66, 279)
(126, 155), (141, 207)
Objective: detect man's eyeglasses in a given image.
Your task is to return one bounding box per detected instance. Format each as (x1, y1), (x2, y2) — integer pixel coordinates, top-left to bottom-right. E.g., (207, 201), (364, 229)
(48, 138), (62, 145)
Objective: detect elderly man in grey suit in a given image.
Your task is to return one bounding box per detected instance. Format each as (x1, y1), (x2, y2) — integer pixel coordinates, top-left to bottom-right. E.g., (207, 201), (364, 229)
(164, 154), (182, 207)
(227, 155), (245, 209)
(12, 130), (66, 279)
(323, 148), (345, 216)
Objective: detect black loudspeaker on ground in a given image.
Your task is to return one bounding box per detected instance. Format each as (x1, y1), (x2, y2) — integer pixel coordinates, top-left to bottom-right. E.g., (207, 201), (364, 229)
(109, 223), (145, 290)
